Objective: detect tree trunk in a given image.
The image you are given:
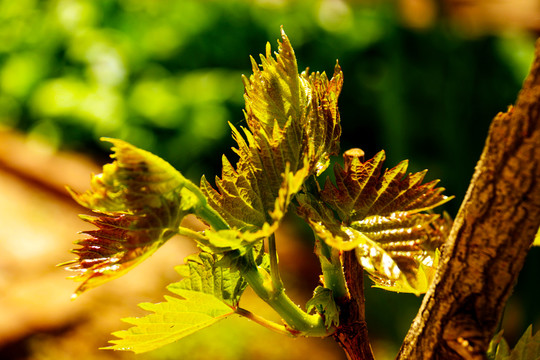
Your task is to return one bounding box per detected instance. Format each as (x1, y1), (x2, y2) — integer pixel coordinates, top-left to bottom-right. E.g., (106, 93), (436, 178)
(396, 40), (540, 359)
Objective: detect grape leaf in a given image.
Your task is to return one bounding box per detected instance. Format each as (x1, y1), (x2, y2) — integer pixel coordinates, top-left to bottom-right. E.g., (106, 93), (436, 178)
(63, 138), (213, 297)
(488, 326), (540, 360)
(65, 29), (343, 297)
(199, 164), (308, 255)
(488, 330), (508, 360)
(243, 28), (307, 134)
(172, 252), (247, 307)
(533, 227), (540, 246)
(200, 28), (342, 235)
(306, 286), (339, 328)
(105, 251), (243, 353)
(322, 150), (450, 221)
(297, 149), (453, 294)
(302, 65), (342, 175)
(105, 291), (236, 354)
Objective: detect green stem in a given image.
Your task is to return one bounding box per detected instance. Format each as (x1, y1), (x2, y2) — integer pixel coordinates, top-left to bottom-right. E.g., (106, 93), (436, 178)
(317, 238), (349, 299)
(178, 226), (207, 241)
(235, 307), (291, 336)
(240, 256), (331, 337)
(267, 234), (284, 291)
(184, 181), (229, 231)
(195, 204), (230, 231)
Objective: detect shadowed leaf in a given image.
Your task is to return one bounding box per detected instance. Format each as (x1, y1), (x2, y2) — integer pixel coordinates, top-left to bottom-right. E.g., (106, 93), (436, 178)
(488, 325), (540, 360)
(306, 286), (340, 328)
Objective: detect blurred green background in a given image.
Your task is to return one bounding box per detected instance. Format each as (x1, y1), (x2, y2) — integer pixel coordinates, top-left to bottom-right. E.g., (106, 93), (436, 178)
(0, 0), (538, 359)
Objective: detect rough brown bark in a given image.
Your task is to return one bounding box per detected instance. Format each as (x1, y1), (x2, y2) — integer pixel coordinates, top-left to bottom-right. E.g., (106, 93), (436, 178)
(396, 41), (540, 359)
(334, 250), (375, 360)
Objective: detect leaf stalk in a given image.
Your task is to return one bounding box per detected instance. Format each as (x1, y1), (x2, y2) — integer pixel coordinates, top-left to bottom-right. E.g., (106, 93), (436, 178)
(267, 234), (284, 291)
(235, 307), (291, 336)
(317, 239), (349, 299)
(183, 181), (230, 231)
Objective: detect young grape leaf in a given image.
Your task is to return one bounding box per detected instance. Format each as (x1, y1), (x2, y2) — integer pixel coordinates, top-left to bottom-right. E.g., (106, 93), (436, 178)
(302, 65), (342, 175)
(306, 286), (340, 328)
(199, 164), (309, 255)
(65, 29), (343, 297)
(488, 325), (540, 360)
(488, 330), (508, 360)
(323, 149), (450, 222)
(63, 138), (219, 297)
(243, 28), (307, 134)
(171, 252), (247, 307)
(105, 290), (236, 354)
(200, 28), (342, 236)
(297, 149), (453, 295)
(105, 251), (243, 353)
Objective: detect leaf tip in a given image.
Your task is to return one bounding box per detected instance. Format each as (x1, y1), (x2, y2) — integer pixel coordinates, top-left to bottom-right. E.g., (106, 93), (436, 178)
(99, 342), (135, 353)
(99, 136), (117, 144)
(280, 25), (286, 37)
(65, 185), (77, 199)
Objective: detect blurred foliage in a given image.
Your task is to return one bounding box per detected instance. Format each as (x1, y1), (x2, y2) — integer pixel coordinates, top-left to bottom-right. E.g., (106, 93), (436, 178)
(1, 0), (538, 359)
(1, 0), (535, 187)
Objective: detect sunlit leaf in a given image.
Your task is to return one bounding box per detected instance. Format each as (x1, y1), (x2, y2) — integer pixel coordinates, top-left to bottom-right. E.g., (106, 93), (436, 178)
(69, 138), (193, 212)
(301, 64), (342, 175)
(488, 325), (540, 360)
(201, 28), (342, 236)
(198, 164), (308, 254)
(297, 149), (453, 294)
(105, 290), (236, 354)
(104, 251), (245, 353)
(66, 29), (343, 298)
(63, 138), (212, 297)
(322, 150), (450, 221)
(533, 227), (540, 246)
(306, 286), (339, 328)
(172, 251), (247, 308)
(243, 28), (307, 133)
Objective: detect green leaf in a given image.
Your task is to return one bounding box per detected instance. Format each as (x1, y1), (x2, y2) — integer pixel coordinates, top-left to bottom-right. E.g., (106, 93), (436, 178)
(488, 326), (540, 360)
(63, 138), (217, 297)
(171, 252), (247, 307)
(488, 330), (507, 360)
(533, 227), (540, 246)
(105, 290), (236, 354)
(297, 149), (453, 295)
(200, 28), (342, 236)
(302, 64), (342, 175)
(105, 251), (243, 353)
(70, 138), (193, 212)
(243, 28), (307, 133)
(306, 286), (339, 329)
(197, 164), (309, 255)
(510, 326), (540, 360)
